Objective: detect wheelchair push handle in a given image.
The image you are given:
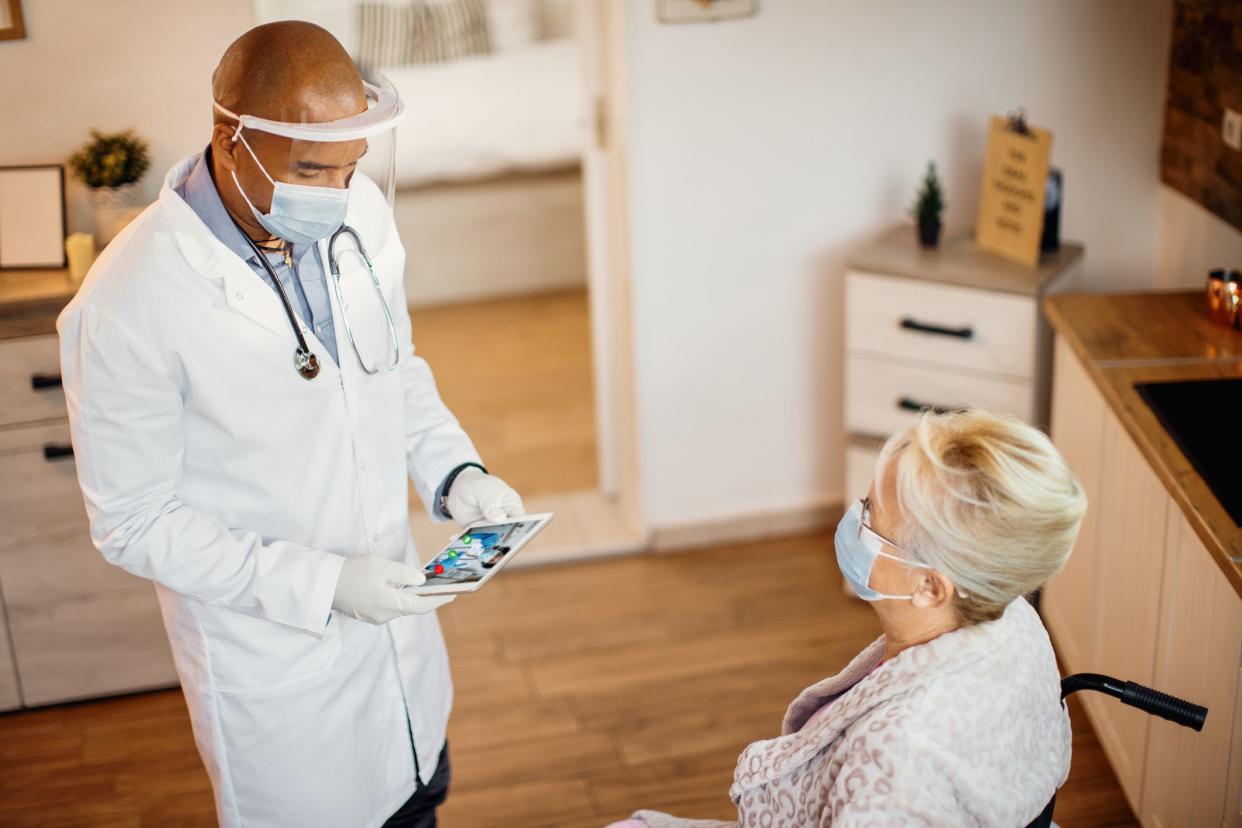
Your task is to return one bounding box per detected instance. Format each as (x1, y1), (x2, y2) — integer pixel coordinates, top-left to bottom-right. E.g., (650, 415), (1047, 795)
(1062, 673), (1207, 732)
(1121, 682), (1207, 731)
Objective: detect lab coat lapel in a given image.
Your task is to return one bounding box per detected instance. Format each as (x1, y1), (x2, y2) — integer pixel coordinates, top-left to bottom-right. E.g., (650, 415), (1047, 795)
(158, 167), (297, 343)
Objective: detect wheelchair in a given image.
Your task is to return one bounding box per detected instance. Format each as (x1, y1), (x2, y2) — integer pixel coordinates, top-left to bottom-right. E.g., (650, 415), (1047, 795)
(1025, 673), (1208, 828)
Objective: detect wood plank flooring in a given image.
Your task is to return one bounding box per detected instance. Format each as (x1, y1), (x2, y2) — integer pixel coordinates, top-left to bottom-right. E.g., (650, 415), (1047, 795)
(0, 533), (1137, 827)
(408, 290), (598, 497)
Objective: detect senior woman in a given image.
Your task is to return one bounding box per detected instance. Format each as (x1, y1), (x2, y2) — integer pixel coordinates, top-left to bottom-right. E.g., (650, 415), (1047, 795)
(611, 409), (1086, 827)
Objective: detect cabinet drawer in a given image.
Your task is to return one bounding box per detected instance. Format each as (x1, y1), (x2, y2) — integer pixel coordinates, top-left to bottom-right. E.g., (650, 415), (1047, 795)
(0, 589), (20, 710)
(0, 334), (65, 428)
(846, 272), (1037, 380)
(0, 529), (144, 606)
(0, 422), (88, 553)
(6, 581), (176, 706)
(845, 439), (883, 504)
(846, 354), (1033, 438)
(0, 518), (175, 707)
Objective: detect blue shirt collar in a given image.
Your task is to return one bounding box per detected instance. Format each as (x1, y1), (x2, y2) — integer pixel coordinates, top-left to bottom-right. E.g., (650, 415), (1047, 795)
(176, 147), (265, 266)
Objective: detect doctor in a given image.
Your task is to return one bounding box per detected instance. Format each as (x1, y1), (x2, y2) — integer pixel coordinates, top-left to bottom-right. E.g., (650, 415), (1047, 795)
(57, 22), (523, 828)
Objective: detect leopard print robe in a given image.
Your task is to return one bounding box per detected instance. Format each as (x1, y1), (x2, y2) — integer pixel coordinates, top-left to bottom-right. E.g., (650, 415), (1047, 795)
(631, 598), (1070, 827)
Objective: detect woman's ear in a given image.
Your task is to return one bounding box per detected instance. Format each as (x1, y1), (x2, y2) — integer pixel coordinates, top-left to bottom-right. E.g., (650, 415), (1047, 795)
(910, 569), (954, 610)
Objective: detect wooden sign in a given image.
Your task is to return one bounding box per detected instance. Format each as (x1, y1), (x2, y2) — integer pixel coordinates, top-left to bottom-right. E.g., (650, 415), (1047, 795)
(975, 115), (1052, 267)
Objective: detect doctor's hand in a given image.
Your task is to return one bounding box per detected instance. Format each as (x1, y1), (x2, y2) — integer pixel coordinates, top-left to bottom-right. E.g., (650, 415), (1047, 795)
(331, 555), (455, 625)
(446, 467), (525, 524)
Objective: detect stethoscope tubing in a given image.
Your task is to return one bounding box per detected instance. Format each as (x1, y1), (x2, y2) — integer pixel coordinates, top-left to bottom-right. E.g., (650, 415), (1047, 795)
(237, 225), (322, 380)
(328, 225), (401, 375)
(232, 219), (400, 380)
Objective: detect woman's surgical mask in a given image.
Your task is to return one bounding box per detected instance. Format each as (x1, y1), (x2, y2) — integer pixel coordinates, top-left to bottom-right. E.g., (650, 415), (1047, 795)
(230, 131), (349, 247)
(834, 498), (934, 601)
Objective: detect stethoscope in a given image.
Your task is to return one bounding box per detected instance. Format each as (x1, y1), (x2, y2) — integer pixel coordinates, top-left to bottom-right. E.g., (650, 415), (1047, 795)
(237, 224), (400, 380)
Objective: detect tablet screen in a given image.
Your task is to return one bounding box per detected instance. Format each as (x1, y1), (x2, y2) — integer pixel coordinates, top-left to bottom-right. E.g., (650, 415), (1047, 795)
(421, 518), (544, 587)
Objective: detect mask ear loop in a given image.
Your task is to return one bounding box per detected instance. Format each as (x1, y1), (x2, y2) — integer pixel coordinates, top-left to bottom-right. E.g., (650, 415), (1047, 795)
(215, 101), (279, 186)
(859, 518), (972, 600)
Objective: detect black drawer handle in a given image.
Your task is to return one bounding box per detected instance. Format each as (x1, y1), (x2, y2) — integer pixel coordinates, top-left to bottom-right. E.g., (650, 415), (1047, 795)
(899, 317), (974, 339)
(31, 373), (63, 390)
(898, 397), (956, 416)
(42, 443), (75, 461)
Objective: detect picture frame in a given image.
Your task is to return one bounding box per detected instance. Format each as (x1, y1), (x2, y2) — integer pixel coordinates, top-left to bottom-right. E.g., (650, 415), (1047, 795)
(0, 165), (68, 270)
(0, 0), (26, 42)
(657, 0), (758, 25)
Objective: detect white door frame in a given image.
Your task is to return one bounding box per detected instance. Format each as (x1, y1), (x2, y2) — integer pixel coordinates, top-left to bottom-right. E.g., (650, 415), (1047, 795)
(413, 1), (648, 563)
(579, 0), (645, 538)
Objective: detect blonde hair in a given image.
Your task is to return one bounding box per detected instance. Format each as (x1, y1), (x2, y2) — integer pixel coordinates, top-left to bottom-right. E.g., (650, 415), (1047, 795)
(874, 409), (1086, 625)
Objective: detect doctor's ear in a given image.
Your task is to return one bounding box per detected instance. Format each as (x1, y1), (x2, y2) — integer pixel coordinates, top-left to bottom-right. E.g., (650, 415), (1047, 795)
(910, 569), (955, 610)
(211, 124), (241, 172)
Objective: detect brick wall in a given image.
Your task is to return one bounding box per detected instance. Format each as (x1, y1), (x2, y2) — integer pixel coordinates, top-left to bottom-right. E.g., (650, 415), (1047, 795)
(1161, 0), (1242, 232)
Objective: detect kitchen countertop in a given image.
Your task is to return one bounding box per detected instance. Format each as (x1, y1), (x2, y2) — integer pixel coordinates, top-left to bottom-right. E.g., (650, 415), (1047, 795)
(0, 268), (79, 340)
(1045, 290), (1242, 598)
(849, 224), (1084, 296)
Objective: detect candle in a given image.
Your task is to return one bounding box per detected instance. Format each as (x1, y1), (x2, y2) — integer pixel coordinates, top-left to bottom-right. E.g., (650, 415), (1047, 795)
(65, 232), (95, 284)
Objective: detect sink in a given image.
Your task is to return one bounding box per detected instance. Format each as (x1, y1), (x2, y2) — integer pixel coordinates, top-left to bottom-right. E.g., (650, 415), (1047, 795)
(1135, 378), (1242, 526)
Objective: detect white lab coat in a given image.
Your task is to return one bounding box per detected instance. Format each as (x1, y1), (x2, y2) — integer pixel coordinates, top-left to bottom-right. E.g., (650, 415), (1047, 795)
(57, 155), (481, 827)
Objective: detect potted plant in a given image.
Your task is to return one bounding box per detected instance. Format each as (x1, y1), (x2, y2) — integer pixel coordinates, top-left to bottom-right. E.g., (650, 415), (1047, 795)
(69, 129), (151, 245)
(910, 161), (945, 248)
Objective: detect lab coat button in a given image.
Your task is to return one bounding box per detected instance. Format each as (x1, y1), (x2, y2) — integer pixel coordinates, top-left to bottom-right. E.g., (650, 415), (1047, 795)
(235, 292), (244, 301)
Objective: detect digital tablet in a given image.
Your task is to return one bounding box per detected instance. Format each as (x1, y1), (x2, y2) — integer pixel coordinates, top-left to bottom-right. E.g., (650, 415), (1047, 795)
(408, 513), (554, 595)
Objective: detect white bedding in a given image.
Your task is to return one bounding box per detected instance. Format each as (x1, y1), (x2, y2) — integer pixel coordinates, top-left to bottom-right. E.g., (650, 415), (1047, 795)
(384, 38), (585, 188)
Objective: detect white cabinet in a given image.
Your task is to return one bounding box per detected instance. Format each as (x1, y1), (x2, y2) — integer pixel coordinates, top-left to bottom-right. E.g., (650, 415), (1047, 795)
(845, 353), (1033, 438)
(1140, 508), (1242, 828)
(1045, 334), (1242, 826)
(0, 590), (20, 711)
(846, 271), (1038, 379)
(1083, 406), (1169, 801)
(841, 228), (1080, 497)
(844, 273), (1038, 427)
(0, 330), (177, 707)
(1228, 666), (1242, 828)
(0, 334), (66, 427)
(1041, 336), (1106, 673)
(844, 271), (1041, 491)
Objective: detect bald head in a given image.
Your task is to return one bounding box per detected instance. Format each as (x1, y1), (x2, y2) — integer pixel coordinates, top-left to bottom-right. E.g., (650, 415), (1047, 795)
(212, 21), (365, 124)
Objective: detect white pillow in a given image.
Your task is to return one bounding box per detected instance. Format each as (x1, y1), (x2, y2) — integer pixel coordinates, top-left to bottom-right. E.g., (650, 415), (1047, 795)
(485, 0), (538, 52)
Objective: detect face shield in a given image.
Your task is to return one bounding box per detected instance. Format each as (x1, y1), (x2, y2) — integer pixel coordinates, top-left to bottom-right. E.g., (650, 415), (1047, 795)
(214, 77), (402, 242)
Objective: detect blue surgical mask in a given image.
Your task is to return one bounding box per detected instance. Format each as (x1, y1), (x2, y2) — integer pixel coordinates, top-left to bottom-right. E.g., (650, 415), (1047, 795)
(231, 133), (349, 247)
(834, 498), (933, 601)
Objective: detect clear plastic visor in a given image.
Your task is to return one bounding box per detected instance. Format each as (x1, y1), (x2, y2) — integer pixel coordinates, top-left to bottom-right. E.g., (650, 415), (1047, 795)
(216, 76), (401, 208)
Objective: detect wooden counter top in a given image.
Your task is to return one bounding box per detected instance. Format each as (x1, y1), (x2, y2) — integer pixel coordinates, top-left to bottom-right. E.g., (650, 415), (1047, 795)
(1045, 291), (1242, 598)
(848, 224), (1084, 296)
(0, 268), (79, 340)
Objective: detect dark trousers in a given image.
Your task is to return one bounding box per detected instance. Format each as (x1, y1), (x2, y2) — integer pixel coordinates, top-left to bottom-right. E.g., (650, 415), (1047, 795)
(382, 744), (451, 828)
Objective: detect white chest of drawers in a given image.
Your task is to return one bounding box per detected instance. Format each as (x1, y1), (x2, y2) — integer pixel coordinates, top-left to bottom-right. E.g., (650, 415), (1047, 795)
(842, 226), (1084, 502)
(0, 272), (177, 709)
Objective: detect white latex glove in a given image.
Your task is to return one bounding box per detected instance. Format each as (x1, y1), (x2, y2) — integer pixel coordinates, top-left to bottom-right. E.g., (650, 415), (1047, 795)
(445, 467), (525, 524)
(331, 555), (455, 625)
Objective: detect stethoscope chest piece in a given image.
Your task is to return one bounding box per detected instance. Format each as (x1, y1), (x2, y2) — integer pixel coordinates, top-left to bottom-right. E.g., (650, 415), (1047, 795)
(294, 348), (320, 380)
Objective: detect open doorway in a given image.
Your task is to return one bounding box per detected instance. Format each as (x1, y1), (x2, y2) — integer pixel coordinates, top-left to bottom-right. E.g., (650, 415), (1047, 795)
(254, 0), (644, 561)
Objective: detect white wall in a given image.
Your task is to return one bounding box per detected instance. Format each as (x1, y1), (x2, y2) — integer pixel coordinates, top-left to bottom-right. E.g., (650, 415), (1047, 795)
(0, 0), (253, 236)
(623, 0), (1174, 529)
(1155, 186), (1242, 288)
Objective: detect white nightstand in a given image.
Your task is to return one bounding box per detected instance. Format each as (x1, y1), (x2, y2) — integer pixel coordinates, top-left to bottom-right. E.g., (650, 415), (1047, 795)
(843, 226), (1084, 501)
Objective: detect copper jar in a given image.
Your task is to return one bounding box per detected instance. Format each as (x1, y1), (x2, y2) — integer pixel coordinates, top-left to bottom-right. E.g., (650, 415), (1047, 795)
(1206, 268), (1242, 329)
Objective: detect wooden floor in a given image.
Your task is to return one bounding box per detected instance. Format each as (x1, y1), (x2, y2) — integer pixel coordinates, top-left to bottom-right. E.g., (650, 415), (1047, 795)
(408, 289), (598, 497)
(0, 533), (1137, 827)
(0, 290), (1136, 826)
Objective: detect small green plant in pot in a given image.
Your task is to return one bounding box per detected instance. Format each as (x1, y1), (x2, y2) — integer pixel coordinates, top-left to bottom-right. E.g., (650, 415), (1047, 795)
(69, 129), (151, 245)
(910, 161), (945, 248)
